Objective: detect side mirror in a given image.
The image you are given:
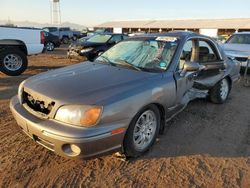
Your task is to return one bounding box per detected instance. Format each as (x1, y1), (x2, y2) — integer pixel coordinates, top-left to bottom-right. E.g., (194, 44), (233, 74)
(184, 61), (201, 72)
(180, 61), (205, 77)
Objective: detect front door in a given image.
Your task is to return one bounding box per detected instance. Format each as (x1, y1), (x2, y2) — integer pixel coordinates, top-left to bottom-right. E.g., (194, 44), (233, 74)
(194, 39), (226, 88)
(172, 39), (198, 113)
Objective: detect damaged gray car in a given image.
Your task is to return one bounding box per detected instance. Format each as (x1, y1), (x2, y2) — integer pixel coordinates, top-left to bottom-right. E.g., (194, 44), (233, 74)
(10, 32), (240, 159)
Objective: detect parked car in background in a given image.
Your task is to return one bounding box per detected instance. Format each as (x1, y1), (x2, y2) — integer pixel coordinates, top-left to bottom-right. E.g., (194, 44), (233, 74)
(212, 35), (227, 44)
(222, 32), (250, 68)
(43, 31), (60, 51)
(10, 32), (240, 159)
(0, 26), (44, 76)
(85, 28), (112, 38)
(67, 33), (128, 61)
(43, 27), (80, 44)
(72, 30), (85, 40)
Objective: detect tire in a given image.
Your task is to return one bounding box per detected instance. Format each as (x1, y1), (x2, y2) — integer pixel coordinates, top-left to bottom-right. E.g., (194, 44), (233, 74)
(45, 42), (55, 51)
(209, 78), (231, 104)
(123, 105), (161, 158)
(62, 37), (69, 44)
(72, 35), (77, 41)
(0, 47), (28, 76)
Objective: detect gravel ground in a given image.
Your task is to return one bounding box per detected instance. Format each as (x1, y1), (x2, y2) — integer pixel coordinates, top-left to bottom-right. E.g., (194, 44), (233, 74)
(1, 50), (250, 188)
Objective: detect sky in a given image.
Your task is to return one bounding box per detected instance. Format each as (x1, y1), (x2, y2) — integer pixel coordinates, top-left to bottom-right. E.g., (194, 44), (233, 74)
(1, 0), (250, 27)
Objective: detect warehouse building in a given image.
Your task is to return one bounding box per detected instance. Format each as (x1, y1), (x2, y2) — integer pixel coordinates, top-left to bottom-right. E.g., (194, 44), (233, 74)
(95, 18), (250, 37)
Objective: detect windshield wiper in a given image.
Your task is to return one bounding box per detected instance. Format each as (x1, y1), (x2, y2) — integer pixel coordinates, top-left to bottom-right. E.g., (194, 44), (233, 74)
(116, 59), (142, 71)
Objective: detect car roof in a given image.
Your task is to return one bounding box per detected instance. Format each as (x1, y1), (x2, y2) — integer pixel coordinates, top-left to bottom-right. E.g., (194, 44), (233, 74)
(129, 31), (205, 40)
(97, 32), (125, 35)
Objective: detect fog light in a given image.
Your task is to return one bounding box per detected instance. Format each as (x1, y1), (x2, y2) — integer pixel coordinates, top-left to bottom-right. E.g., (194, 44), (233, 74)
(62, 144), (81, 156)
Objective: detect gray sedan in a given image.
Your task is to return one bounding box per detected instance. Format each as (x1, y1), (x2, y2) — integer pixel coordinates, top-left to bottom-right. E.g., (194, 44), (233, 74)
(10, 32), (240, 159)
(222, 32), (250, 67)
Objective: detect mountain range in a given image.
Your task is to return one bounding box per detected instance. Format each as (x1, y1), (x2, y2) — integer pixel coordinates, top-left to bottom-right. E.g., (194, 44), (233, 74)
(0, 20), (88, 31)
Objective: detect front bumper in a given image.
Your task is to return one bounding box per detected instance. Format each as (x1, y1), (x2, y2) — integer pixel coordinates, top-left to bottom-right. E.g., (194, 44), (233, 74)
(10, 96), (127, 159)
(225, 52), (250, 67)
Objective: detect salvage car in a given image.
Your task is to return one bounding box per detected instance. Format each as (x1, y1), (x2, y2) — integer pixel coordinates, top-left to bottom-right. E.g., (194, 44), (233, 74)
(222, 32), (250, 68)
(67, 33), (127, 61)
(10, 32), (240, 159)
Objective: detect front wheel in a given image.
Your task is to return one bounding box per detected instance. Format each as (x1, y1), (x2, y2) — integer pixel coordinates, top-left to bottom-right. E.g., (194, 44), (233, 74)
(123, 105), (160, 158)
(209, 78), (231, 104)
(62, 37), (69, 44)
(72, 35), (77, 41)
(0, 48), (28, 76)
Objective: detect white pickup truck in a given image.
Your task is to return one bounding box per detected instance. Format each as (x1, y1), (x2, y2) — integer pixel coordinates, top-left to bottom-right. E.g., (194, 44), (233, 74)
(0, 26), (44, 76)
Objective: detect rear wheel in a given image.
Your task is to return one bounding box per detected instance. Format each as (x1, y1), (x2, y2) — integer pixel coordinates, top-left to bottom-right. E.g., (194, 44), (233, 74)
(0, 48), (28, 76)
(124, 105), (160, 157)
(209, 78), (230, 104)
(45, 42), (55, 51)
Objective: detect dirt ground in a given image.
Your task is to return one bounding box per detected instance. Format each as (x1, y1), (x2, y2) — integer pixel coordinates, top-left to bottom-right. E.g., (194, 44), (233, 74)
(1, 49), (250, 188)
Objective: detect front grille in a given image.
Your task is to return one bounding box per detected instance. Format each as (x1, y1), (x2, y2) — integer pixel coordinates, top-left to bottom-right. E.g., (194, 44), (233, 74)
(235, 57), (248, 62)
(23, 91), (55, 115)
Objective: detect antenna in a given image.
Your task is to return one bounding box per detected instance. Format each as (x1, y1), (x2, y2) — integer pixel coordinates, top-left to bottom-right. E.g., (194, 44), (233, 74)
(50, 0), (61, 26)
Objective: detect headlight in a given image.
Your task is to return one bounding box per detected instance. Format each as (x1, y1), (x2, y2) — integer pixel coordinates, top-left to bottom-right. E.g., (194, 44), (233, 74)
(18, 80), (25, 104)
(81, 48), (94, 53)
(55, 105), (102, 127)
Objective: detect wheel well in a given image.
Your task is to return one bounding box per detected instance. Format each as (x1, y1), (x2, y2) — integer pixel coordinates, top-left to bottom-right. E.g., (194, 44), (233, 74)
(152, 103), (166, 134)
(0, 40), (27, 55)
(225, 76), (232, 89)
(121, 103), (166, 153)
(125, 103), (166, 136)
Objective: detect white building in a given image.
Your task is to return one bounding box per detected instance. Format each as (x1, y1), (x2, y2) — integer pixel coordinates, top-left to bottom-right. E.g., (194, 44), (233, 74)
(95, 18), (250, 37)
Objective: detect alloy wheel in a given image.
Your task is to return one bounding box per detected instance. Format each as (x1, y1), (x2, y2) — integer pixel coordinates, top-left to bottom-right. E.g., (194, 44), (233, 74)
(3, 54), (23, 71)
(133, 110), (157, 151)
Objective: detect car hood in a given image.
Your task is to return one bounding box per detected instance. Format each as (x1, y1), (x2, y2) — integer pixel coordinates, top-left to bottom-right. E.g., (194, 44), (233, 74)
(23, 62), (157, 105)
(222, 43), (250, 57)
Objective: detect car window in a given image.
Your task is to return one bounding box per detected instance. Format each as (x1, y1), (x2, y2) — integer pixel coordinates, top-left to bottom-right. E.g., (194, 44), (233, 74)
(109, 35), (123, 44)
(47, 27), (57, 32)
(178, 40), (193, 70)
(198, 40), (219, 63)
(60, 28), (70, 31)
(123, 35), (129, 40)
(227, 34), (250, 44)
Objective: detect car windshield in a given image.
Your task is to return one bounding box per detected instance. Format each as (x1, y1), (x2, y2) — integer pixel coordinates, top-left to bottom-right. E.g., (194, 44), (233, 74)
(87, 34), (112, 43)
(227, 34), (250, 44)
(95, 37), (179, 72)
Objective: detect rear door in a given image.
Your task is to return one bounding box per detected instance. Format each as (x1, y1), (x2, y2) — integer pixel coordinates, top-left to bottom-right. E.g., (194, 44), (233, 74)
(194, 39), (226, 88)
